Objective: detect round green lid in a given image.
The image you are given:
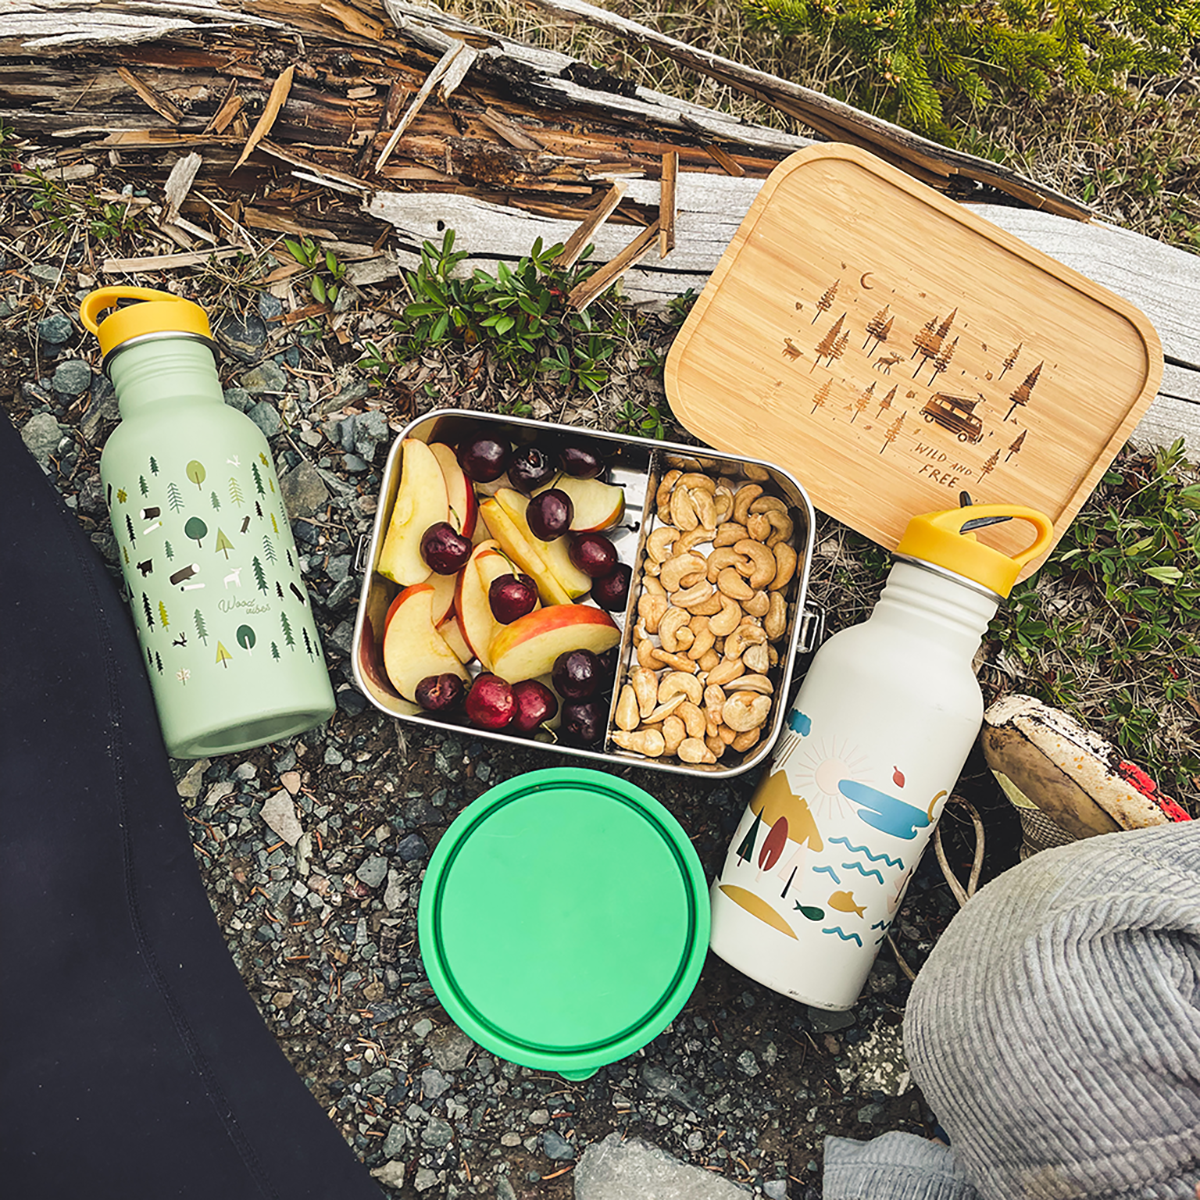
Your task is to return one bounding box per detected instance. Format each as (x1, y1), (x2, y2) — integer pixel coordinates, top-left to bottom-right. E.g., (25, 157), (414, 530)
(418, 768), (709, 1079)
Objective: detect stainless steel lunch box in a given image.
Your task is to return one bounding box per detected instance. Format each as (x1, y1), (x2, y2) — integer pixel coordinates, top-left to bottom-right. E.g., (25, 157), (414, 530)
(351, 409), (819, 777)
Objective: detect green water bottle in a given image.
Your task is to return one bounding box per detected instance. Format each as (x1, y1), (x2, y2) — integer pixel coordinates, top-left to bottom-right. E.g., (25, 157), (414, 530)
(81, 286), (335, 758)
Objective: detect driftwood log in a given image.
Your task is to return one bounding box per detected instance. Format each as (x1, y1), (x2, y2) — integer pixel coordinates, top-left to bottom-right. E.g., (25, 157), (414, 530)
(2, 0), (1197, 447)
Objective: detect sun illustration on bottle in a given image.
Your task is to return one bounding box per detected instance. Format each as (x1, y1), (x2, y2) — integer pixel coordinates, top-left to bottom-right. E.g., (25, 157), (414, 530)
(776, 730), (873, 820)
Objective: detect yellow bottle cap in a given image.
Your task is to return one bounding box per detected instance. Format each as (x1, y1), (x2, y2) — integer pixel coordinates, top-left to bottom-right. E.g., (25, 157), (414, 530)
(895, 504), (1055, 597)
(79, 286), (213, 366)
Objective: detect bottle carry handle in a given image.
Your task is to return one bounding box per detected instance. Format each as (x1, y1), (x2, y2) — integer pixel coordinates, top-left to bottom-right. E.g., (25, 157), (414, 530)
(80, 286), (183, 334)
(924, 505), (1055, 569)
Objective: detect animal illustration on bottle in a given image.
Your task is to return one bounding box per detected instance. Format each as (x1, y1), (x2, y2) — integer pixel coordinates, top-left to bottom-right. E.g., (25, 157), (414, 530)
(223, 567), (242, 589)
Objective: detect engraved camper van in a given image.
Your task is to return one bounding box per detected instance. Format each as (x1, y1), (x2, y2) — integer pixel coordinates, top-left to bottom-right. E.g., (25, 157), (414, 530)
(921, 393), (984, 444)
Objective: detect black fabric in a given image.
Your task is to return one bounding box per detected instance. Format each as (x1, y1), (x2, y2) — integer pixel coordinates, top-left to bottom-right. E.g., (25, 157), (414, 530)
(0, 412), (380, 1198)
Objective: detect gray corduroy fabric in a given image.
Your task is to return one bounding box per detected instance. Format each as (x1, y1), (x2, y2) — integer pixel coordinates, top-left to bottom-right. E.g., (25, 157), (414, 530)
(824, 823), (1200, 1200)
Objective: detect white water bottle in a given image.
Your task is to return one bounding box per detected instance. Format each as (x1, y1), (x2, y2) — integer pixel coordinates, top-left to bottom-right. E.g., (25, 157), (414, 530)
(709, 504), (1054, 1010)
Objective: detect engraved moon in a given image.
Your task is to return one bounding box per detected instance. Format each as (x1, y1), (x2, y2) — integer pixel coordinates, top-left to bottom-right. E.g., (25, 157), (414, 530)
(860, 272), (875, 289)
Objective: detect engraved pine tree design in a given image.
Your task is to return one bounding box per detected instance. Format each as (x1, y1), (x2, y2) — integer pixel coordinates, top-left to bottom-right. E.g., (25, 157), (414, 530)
(863, 305), (891, 350)
(1000, 342), (1022, 378)
(851, 381), (876, 423)
(811, 378), (832, 415)
(1006, 362), (1043, 420)
(1006, 429), (1027, 460)
(929, 335), (958, 383)
(812, 313), (846, 370)
(980, 448), (1000, 479)
(812, 279), (839, 323)
(912, 308), (956, 377)
(880, 410), (906, 454)
(878, 384), (898, 417)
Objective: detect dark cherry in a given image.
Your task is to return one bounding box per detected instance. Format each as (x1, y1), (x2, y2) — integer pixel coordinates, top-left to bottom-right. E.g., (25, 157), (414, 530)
(526, 489), (574, 541)
(464, 673), (515, 730)
(510, 679), (559, 733)
(507, 444), (558, 494)
(489, 573), (538, 624)
(552, 648), (601, 700)
(568, 532), (618, 578)
(558, 443), (605, 479)
(421, 522), (472, 574)
(559, 698), (606, 747)
(596, 646), (619, 682)
(456, 433), (510, 483)
(591, 563), (632, 612)
(415, 673), (466, 713)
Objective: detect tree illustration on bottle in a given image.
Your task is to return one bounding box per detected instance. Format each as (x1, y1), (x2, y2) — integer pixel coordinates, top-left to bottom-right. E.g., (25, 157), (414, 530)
(812, 278), (839, 323)
(158, 600), (170, 630)
(812, 313), (847, 371)
(164, 540), (175, 560)
(271, 641), (280, 662)
(215, 641), (233, 669)
(863, 305), (891, 350)
(281, 611), (295, 648)
(270, 512), (279, 535)
(878, 384), (898, 416)
(142, 592), (155, 629)
(210, 490), (221, 510)
(236, 625), (256, 654)
(303, 628), (315, 657)
(736, 807), (764, 864)
(979, 448), (1000, 479)
(261, 535), (276, 563)
(167, 481), (184, 513)
(155, 651), (164, 674)
(186, 460), (206, 490)
(252, 462), (265, 495)
(125, 513), (136, 546)
(229, 476), (244, 507)
(1000, 342), (1022, 378)
(214, 528), (234, 559)
(252, 555), (268, 592)
(139, 474), (148, 497)
(850, 381), (876, 423)
(275, 581), (284, 600)
(285, 549), (293, 570)
(123, 546), (130, 565)
(194, 608), (209, 644)
(116, 487), (128, 504)
(149, 455), (159, 476)
(1006, 429), (1027, 460)
(811, 378), (832, 415)
(184, 516), (208, 548)
(255, 500), (264, 520)
(1006, 362), (1043, 419)
(880, 410), (907, 454)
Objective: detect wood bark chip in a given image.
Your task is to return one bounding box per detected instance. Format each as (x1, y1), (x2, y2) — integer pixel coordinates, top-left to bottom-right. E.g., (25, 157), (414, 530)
(117, 64), (184, 125)
(232, 64), (295, 171)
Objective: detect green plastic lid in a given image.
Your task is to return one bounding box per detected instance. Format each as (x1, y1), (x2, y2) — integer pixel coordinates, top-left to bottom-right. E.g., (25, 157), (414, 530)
(418, 768), (710, 1080)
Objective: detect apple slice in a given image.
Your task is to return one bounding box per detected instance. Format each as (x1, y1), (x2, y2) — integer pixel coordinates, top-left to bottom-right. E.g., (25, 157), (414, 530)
(536, 474), (624, 532)
(489, 604), (620, 684)
(479, 496), (572, 606)
(438, 611), (474, 665)
(382, 582), (469, 702)
(429, 441), (478, 539)
(493, 488), (592, 600)
(427, 568), (458, 626)
(377, 439), (449, 587)
(454, 541), (511, 671)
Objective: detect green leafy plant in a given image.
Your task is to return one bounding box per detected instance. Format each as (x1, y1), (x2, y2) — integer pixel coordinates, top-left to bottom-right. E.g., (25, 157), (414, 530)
(988, 439), (1200, 808)
(284, 236), (346, 305)
(615, 398), (671, 441)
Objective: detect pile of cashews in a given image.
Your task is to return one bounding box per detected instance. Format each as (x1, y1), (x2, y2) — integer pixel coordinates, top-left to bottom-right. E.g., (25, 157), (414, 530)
(611, 462), (798, 766)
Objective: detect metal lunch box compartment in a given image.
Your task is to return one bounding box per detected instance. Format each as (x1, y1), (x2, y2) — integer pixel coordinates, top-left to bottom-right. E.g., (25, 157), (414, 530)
(351, 409), (818, 777)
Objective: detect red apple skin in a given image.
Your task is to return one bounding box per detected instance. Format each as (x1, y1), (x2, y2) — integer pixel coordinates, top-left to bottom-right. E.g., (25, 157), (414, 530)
(429, 441), (478, 538)
(488, 603), (620, 684)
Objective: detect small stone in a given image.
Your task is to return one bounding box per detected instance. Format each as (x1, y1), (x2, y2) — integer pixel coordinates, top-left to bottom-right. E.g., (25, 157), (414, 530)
(735, 1050), (760, 1077)
(233, 762), (257, 781)
(175, 759), (211, 799)
(342, 453), (369, 473)
(37, 313), (74, 344)
(259, 791), (304, 846)
(326, 554), (352, 583)
(280, 459), (330, 519)
(371, 1161), (406, 1189)
(528, 1109), (551, 1126)
(242, 360), (288, 394)
(247, 400), (282, 438)
(353, 410), (390, 460)
(413, 1167), (438, 1192)
(765, 1181), (789, 1200)
(383, 868), (407, 912)
(397, 833), (428, 862)
(258, 293), (285, 321)
(412, 1017), (434, 1038)
(29, 263), (62, 287)
(223, 386), (252, 412)
(280, 770), (302, 795)
(421, 1067), (452, 1099)
(427, 1025), (475, 1072)
(421, 1117), (453, 1148)
(51, 359), (92, 396)
(356, 854), (389, 888)
(21, 412), (65, 464)
(642, 1063), (708, 1114)
(807, 1007), (856, 1033)
(540, 1130), (575, 1162)
(575, 1134), (748, 1200)
(214, 311), (268, 363)
(383, 1122), (408, 1158)
(500, 1132), (521, 1148)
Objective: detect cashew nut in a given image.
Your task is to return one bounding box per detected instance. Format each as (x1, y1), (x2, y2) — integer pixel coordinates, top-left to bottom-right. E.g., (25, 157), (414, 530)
(726, 673), (774, 694)
(731, 726), (762, 753)
(687, 621), (716, 661)
(650, 647), (699, 673)
(678, 737), (716, 764)
(658, 671), (704, 707)
(633, 667), (659, 717)
(637, 636), (660, 669)
(744, 590), (771, 618)
(766, 510), (795, 546)
(709, 595), (743, 637)
(697, 648), (720, 672)
(686, 590), (724, 617)
(770, 542), (797, 591)
(692, 488), (718, 530)
(676, 527), (713, 555)
(746, 512), (772, 542)
(742, 642), (771, 674)
(724, 625), (767, 660)
(743, 463), (771, 481)
(713, 487), (733, 522)
(703, 684), (726, 712)
(616, 684), (640, 731)
(706, 658), (745, 688)
(657, 605), (691, 653)
(677, 473), (717, 493)
(706, 734), (728, 758)
(642, 693), (688, 724)
(731, 484), (764, 525)
(661, 715), (686, 756)
(659, 552), (707, 594)
(670, 487), (699, 532)
(646, 526), (680, 562)
(713, 522), (749, 548)
(674, 581), (716, 610)
(612, 728), (666, 757)
(656, 469), (682, 517)
(749, 496), (788, 514)
(677, 700), (708, 740)
(637, 592), (668, 633)
(734, 539), (778, 589)
(707, 547), (749, 582)
(716, 568), (755, 602)
(723, 692), (773, 732)
(764, 592), (788, 641)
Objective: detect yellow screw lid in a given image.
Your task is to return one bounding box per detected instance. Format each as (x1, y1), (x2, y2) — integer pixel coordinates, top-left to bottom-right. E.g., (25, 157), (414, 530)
(895, 504), (1055, 597)
(79, 286), (213, 362)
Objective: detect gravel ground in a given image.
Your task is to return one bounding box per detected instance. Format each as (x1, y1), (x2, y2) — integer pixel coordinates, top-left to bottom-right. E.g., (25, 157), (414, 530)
(2, 258), (1023, 1200)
